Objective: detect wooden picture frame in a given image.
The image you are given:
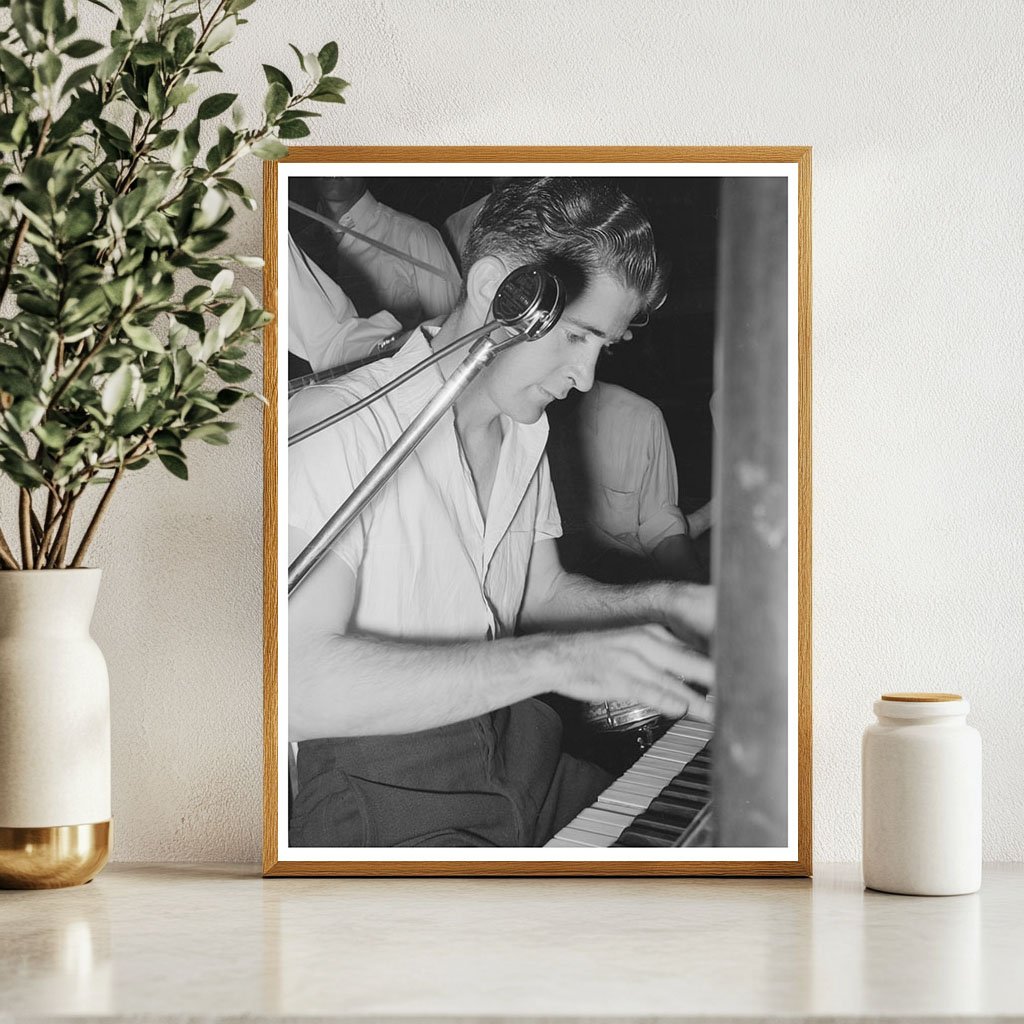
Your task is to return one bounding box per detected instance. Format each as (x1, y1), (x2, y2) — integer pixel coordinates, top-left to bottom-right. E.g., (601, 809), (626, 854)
(263, 147), (812, 876)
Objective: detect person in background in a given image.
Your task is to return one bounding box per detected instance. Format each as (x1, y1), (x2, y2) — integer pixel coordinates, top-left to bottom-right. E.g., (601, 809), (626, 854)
(287, 234), (400, 378)
(287, 177), (715, 848)
(546, 380), (713, 584)
(292, 177), (461, 329)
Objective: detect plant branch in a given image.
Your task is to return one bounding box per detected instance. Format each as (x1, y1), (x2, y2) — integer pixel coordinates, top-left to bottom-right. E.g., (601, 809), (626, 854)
(0, 526), (20, 570)
(70, 465), (124, 567)
(45, 492), (79, 569)
(18, 489), (34, 570)
(36, 486), (66, 566)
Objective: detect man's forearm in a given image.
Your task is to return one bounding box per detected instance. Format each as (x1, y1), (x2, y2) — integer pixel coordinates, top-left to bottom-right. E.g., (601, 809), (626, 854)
(290, 632), (554, 741)
(520, 567), (700, 634)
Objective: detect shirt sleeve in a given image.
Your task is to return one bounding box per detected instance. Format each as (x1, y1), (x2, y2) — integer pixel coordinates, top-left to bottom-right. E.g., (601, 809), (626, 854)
(405, 223), (461, 319)
(288, 388), (386, 576)
(288, 235), (402, 372)
(635, 407), (689, 553)
(533, 452), (563, 543)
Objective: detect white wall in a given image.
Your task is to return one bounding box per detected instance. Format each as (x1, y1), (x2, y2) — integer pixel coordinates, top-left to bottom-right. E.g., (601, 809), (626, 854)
(48, 0), (1024, 862)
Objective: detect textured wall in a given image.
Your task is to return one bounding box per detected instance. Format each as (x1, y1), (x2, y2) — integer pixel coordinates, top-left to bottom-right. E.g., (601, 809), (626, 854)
(18, 0), (1020, 862)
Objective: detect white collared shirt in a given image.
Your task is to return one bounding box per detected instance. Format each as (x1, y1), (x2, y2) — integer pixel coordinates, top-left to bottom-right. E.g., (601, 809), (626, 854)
(331, 191), (461, 328)
(547, 381), (688, 557)
(289, 329), (562, 641)
(287, 234), (401, 371)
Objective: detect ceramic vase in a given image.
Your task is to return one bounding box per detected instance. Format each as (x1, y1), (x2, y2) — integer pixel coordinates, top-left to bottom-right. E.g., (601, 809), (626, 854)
(0, 569), (111, 888)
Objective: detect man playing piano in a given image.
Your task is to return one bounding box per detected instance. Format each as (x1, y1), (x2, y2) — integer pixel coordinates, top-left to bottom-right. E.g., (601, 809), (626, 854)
(288, 177), (714, 848)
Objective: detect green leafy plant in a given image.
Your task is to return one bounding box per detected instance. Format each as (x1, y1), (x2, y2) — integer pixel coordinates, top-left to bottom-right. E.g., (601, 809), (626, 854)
(0, 0), (345, 569)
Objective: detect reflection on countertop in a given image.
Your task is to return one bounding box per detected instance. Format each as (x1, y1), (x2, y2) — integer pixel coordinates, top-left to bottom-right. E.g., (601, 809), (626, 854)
(1, 863), (1022, 1019)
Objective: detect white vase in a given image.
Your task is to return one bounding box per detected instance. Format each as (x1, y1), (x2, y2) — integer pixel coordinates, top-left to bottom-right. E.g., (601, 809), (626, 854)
(0, 569), (111, 888)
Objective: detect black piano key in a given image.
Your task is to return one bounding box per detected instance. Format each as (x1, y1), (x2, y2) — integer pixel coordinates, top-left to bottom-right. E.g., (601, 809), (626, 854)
(664, 778), (712, 800)
(615, 825), (678, 847)
(638, 796), (703, 832)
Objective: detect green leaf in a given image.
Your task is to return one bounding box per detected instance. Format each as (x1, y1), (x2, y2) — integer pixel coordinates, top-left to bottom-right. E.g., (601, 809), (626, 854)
(182, 285), (211, 310)
(264, 81), (289, 118)
(250, 138), (287, 160)
(262, 64), (293, 94)
(226, 0), (257, 10)
(198, 91), (237, 119)
(215, 388), (247, 408)
(318, 75), (349, 93)
(203, 15), (236, 54)
(101, 365), (133, 415)
(149, 128), (177, 149)
(309, 87), (346, 104)
(123, 321), (164, 353)
(121, 0), (152, 33)
(210, 269), (234, 294)
(34, 421), (71, 449)
(189, 423), (230, 445)
(173, 26), (196, 65)
(0, 456), (46, 487)
(214, 362), (251, 383)
(38, 51), (62, 86)
(158, 451), (188, 479)
(181, 364), (206, 391)
(11, 1), (44, 52)
(63, 38), (104, 58)
(217, 296), (246, 339)
(167, 81), (199, 107)
(0, 50), (33, 87)
(112, 406), (151, 435)
(228, 254), (263, 269)
(143, 70), (165, 115)
(96, 43), (128, 81)
(278, 120), (310, 140)
(61, 62), (98, 96)
(132, 42), (169, 66)
(317, 41), (339, 75)
(9, 399), (46, 432)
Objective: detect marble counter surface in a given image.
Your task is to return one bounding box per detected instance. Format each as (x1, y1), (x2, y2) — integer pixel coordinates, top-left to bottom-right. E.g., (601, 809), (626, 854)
(1, 863), (1021, 1021)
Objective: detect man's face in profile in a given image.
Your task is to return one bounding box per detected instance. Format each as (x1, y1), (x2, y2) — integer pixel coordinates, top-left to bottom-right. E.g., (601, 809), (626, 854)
(483, 271), (639, 425)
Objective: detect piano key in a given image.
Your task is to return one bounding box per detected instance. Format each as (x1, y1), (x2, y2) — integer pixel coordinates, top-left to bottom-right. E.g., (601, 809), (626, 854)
(544, 716), (714, 848)
(615, 823), (679, 847)
(553, 824), (605, 845)
(576, 806), (637, 832)
(545, 835), (600, 848)
(641, 797), (704, 830)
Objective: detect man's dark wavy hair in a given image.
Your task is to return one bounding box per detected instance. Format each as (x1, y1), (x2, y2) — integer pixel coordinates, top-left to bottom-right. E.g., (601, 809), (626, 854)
(460, 177), (667, 315)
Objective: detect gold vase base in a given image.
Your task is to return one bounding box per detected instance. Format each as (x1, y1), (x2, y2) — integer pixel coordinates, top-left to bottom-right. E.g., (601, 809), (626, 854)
(0, 821), (111, 889)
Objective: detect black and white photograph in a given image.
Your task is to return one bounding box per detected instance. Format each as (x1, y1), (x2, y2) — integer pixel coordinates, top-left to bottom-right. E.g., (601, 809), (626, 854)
(265, 150), (810, 875)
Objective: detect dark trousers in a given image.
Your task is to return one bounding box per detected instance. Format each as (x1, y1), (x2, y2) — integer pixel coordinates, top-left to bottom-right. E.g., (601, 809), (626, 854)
(291, 699), (610, 847)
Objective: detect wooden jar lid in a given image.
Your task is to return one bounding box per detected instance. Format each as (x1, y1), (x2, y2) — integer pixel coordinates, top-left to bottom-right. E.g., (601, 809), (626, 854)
(881, 692), (962, 702)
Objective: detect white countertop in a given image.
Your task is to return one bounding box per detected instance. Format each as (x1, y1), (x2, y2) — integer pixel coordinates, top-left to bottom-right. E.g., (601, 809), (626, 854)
(1, 862), (1021, 1020)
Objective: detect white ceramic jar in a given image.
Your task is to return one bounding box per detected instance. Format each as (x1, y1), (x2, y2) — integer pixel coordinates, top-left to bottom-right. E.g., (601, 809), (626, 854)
(862, 692), (981, 896)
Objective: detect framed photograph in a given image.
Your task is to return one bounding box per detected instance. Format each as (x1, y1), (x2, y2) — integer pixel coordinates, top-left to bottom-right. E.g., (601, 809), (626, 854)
(263, 147), (811, 876)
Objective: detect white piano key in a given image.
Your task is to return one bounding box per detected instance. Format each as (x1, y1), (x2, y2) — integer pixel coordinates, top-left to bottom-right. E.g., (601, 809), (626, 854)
(577, 806), (636, 829)
(554, 823), (610, 845)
